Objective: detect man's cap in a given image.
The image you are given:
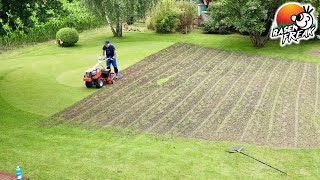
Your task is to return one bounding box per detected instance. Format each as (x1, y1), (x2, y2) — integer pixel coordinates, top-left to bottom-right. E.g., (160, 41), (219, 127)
(105, 40), (110, 44)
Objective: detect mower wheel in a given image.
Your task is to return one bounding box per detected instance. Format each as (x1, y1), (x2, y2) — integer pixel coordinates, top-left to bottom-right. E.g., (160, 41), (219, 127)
(85, 81), (93, 88)
(96, 78), (104, 88)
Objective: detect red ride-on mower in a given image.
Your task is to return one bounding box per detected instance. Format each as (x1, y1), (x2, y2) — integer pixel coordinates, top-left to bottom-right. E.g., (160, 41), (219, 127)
(83, 57), (115, 88)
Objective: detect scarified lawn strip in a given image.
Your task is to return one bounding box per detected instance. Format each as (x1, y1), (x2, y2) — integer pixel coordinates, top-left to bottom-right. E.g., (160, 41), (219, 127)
(133, 76), (208, 131)
(156, 51), (232, 133)
(240, 60), (281, 141)
(101, 49), (207, 127)
(294, 64), (307, 147)
(108, 48), (210, 127)
(297, 64), (319, 147)
(268, 63), (304, 147)
(220, 59), (278, 141)
(146, 51), (224, 132)
(192, 56), (264, 139)
(128, 50), (217, 130)
(266, 63), (294, 144)
(183, 56), (252, 137)
(241, 61), (291, 146)
(173, 55), (249, 137)
(106, 47), (211, 128)
(212, 58), (268, 136)
(317, 65), (319, 127)
(151, 52), (231, 134)
(316, 64), (320, 133)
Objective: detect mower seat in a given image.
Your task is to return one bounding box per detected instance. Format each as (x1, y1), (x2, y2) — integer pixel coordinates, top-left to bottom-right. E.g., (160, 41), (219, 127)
(101, 69), (111, 78)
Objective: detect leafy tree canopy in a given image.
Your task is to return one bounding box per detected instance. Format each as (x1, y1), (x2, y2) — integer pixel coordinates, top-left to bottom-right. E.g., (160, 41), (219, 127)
(208, 0), (319, 47)
(0, 0), (66, 35)
(81, 0), (158, 37)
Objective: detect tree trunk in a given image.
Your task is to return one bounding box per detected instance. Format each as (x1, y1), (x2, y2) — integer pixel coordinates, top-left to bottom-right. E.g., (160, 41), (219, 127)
(116, 16), (123, 37)
(249, 32), (266, 48)
(112, 1), (122, 37)
(105, 15), (117, 36)
(263, 29), (271, 45)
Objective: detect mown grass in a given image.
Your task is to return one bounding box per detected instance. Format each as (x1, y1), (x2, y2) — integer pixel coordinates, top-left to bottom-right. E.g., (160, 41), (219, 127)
(0, 27), (320, 179)
(157, 75), (175, 85)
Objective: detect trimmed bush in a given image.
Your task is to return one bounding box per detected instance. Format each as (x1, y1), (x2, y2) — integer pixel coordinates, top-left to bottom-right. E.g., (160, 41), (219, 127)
(56, 27), (79, 47)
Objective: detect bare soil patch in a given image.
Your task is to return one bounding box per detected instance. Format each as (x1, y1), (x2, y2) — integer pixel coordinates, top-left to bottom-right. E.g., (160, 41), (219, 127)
(309, 49), (320, 57)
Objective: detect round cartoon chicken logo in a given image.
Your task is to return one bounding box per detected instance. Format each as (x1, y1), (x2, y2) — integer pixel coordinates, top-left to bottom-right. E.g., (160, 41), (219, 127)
(270, 2), (318, 47)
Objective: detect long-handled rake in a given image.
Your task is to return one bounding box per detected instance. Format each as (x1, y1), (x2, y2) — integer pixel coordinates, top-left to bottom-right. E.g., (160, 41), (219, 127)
(227, 147), (287, 175)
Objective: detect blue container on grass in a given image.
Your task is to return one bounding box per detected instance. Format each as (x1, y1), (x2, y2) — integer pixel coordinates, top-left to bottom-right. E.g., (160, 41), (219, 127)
(16, 166), (22, 180)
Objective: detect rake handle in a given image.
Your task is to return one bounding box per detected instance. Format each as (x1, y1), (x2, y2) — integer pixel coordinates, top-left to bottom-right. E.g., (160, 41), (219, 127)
(240, 152), (287, 175)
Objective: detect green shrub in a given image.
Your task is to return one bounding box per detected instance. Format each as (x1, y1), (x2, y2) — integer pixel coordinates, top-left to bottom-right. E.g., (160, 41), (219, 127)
(147, 0), (179, 33)
(203, 1), (236, 35)
(56, 27), (79, 47)
(147, 0), (197, 34)
(146, 16), (155, 30)
(154, 10), (179, 33)
(203, 20), (233, 34)
(175, 1), (197, 34)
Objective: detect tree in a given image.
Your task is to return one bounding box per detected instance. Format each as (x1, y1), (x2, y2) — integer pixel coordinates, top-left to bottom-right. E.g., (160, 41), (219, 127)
(208, 0), (283, 48)
(0, 0), (65, 36)
(81, 0), (160, 37)
(82, 0), (137, 37)
(235, 1), (269, 47)
(81, 0), (125, 37)
(208, 0), (319, 47)
(135, 0), (158, 20)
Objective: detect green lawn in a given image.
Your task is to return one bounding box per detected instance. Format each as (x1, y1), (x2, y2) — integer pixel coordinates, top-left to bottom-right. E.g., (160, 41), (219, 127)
(1, 27), (320, 179)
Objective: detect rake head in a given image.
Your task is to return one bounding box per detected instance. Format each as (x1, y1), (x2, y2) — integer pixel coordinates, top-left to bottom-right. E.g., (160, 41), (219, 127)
(227, 146), (244, 153)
